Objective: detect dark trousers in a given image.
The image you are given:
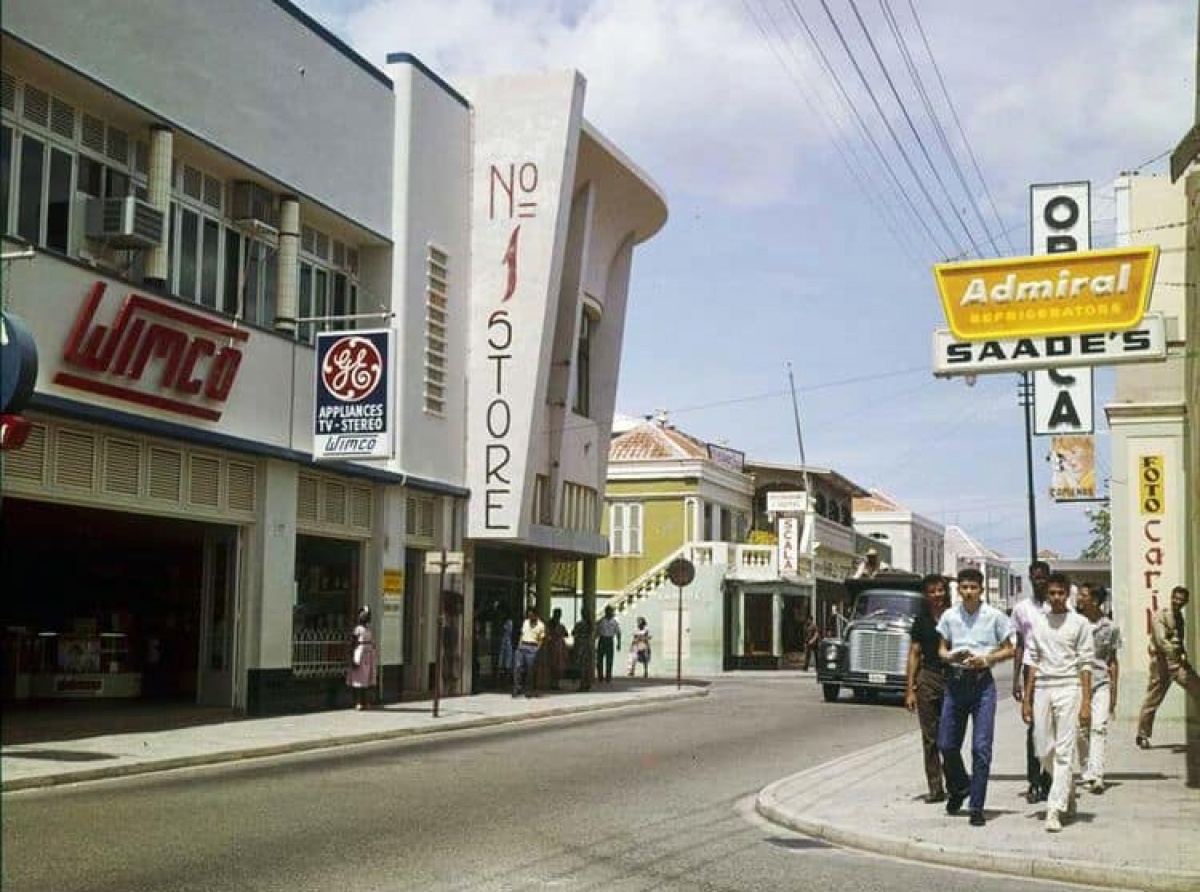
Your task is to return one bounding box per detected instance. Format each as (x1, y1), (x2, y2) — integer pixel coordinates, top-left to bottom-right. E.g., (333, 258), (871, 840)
(916, 667), (946, 797)
(513, 645), (538, 694)
(938, 670), (997, 814)
(596, 637), (615, 681)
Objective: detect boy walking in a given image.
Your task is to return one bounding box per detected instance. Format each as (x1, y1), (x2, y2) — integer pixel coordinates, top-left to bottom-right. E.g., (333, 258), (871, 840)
(1021, 572), (1093, 832)
(936, 568), (1013, 827)
(1076, 583), (1119, 792)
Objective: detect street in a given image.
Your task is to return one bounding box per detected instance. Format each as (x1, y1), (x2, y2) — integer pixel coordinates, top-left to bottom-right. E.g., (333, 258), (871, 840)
(1, 675), (1114, 892)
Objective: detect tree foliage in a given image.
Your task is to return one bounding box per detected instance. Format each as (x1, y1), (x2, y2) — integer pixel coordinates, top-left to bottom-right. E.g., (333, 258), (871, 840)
(1079, 502), (1111, 560)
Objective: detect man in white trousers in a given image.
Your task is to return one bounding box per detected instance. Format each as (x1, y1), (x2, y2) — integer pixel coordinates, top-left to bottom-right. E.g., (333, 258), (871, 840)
(1021, 572), (1093, 832)
(1076, 583), (1120, 792)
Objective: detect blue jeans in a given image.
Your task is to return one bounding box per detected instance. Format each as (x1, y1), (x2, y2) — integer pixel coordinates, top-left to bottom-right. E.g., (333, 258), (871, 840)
(513, 645), (538, 694)
(938, 670), (997, 813)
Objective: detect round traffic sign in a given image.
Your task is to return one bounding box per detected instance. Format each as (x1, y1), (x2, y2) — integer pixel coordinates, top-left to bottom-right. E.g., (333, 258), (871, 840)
(667, 557), (695, 587)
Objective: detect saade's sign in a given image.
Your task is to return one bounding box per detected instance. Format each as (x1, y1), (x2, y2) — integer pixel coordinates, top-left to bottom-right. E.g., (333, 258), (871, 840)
(313, 329), (393, 461)
(932, 246), (1159, 340)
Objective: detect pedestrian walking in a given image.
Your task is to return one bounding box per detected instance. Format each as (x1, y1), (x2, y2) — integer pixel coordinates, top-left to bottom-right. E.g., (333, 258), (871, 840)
(1136, 585), (1200, 748)
(802, 613), (820, 672)
(1011, 559), (1053, 803)
(627, 616), (652, 677)
(1076, 583), (1120, 793)
(596, 606), (621, 682)
(1021, 572), (1093, 833)
(512, 607), (544, 698)
(572, 614), (595, 692)
(936, 567), (1013, 827)
(347, 607), (376, 711)
(905, 574), (950, 803)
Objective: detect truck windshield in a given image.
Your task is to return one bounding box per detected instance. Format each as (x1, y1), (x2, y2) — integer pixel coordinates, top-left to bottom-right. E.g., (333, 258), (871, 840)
(852, 591), (921, 619)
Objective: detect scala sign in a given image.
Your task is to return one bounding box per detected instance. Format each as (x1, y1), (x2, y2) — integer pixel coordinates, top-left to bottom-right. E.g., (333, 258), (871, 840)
(932, 246), (1159, 341)
(932, 314), (1167, 376)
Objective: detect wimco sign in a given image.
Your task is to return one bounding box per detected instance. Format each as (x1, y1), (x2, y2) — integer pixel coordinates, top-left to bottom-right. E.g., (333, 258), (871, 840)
(313, 329), (394, 461)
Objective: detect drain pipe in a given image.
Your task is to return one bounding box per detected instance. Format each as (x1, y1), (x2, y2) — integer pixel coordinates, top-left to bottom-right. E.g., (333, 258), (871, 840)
(144, 125), (173, 288)
(274, 196), (300, 335)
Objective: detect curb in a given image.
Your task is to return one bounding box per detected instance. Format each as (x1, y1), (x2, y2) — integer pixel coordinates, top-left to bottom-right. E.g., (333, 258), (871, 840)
(3, 686), (708, 792)
(755, 751), (1200, 892)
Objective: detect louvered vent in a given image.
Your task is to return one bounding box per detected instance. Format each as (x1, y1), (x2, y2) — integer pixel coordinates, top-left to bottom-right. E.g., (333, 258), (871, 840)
(134, 141), (149, 175)
(314, 230), (329, 260)
(189, 455), (221, 508)
(106, 126), (129, 165)
(418, 499), (436, 538)
(182, 165), (203, 200)
(50, 98), (75, 140)
(147, 447), (183, 501)
(1, 71), (15, 112)
(103, 438), (141, 496)
(350, 486), (372, 529)
(405, 496), (417, 530)
(4, 422), (47, 483)
(81, 114), (106, 153)
(332, 240), (346, 269)
(203, 175), (222, 210)
(22, 85), (49, 126)
(301, 225), (316, 254)
(55, 429), (97, 490)
(322, 481), (347, 525)
(227, 461), (257, 514)
(297, 474), (319, 524)
(347, 249), (359, 275)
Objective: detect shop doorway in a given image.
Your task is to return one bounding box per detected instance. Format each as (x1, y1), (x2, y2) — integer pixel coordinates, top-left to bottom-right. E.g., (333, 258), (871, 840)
(743, 593), (773, 656)
(0, 497), (235, 707)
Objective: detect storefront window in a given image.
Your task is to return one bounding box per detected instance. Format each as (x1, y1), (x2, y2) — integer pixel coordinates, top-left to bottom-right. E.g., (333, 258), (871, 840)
(292, 535), (360, 678)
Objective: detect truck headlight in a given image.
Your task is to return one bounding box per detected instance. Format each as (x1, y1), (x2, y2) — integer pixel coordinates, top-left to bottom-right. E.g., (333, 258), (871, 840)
(823, 643), (840, 661)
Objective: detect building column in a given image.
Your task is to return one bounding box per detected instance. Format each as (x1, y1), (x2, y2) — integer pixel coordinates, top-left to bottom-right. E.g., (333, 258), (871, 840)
(274, 196), (301, 334)
(732, 588), (745, 657)
(536, 551), (553, 619)
(582, 557), (597, 687)
(771, 593), (782, 658)
(144, 125), (172, 287)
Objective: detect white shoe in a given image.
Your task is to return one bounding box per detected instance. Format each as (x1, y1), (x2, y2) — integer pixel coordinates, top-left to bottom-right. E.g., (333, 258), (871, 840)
(1045, 810), (1062, 833)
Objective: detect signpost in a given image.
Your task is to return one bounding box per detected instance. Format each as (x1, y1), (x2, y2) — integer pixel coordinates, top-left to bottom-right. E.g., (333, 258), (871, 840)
(424, 550), (463, 717)
(666, 557), (695, 690)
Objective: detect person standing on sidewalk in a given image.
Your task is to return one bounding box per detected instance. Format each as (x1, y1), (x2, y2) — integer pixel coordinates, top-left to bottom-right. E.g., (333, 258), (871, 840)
(905, 574), (950, 804)
(1076, 583), (1119, 792)
(512, 607), (544, 698)
(1021, 572), (1093, 833)
(1011, 559), (1053, 803)
(936, 567), (1013, 828)
(572, 613), (595, 692)
(1136, 585), (1200, 748)
(347, 607), (377, 711)
(627, 617), (652, 677)
(596, 606), (621, 683)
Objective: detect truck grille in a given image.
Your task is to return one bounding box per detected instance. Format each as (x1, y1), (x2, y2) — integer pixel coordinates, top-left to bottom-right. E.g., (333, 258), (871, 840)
(848, 629), (907, 675)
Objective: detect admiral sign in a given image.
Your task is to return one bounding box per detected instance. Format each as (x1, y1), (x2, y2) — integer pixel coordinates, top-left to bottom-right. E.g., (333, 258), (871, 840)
(313, 329), (393, 461)
(932, 246), (1159, 341)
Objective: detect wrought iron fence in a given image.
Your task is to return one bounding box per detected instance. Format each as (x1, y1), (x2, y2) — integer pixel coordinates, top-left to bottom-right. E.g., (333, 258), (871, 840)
(292, 627), (351, 678)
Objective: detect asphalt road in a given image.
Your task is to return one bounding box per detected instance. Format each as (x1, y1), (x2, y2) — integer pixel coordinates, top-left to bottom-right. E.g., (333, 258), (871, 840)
(2, 674), (1107, 892)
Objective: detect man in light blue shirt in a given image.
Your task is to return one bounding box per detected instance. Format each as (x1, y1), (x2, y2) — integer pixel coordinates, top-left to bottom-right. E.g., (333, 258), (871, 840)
(936, 567), (1014, 827)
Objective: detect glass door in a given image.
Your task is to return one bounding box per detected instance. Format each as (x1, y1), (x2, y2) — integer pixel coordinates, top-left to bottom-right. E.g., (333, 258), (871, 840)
(197, 528), (239, 706)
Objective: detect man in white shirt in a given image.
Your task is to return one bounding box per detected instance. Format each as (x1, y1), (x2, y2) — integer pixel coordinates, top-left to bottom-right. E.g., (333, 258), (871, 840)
(595, 606), (621, 683)
(1011, 559), (1053, 803)
(936, 568), (1014, 827)
(512, 607), (544, 698)
(1021, 572), (1094, 832)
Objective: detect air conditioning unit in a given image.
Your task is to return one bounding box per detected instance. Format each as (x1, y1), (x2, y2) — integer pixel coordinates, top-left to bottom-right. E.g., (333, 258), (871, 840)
(86, 195), (164, 248)
(231, 180), (278, 229)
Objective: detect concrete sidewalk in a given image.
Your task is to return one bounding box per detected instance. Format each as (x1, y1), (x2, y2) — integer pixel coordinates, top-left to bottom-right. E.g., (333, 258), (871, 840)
(1, 681), (707, 792)
(757, 698), (1200, 892)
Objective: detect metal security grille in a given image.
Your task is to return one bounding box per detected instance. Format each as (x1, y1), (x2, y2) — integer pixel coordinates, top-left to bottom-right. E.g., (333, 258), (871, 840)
(848, 629), (908, 675)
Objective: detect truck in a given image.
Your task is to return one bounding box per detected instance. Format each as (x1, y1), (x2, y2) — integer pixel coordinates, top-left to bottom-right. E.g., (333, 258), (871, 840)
(816, 571), (925, 703)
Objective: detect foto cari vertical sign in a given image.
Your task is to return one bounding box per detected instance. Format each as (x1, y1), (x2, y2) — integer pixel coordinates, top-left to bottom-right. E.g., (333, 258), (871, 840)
(313, 329), (393, 461)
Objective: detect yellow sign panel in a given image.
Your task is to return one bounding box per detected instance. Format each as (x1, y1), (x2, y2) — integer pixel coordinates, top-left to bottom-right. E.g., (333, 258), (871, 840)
(382, 569), (404, 594)
(933, 246), (1159, 341)
(1048, 435), (1096, 501)
(1139, 455), (1164, 515)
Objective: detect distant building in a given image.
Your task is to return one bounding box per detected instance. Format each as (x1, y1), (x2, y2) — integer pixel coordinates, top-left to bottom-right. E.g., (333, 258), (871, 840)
(944, 526), (1016, 609)
(852, 489), (945, 577)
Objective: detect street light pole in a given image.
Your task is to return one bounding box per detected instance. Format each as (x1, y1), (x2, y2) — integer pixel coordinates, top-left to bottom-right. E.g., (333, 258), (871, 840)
(1019, 372), (1039, 562)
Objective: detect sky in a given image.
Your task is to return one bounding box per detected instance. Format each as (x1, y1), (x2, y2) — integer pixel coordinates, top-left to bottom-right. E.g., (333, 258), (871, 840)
(295, 0), (1195, 562)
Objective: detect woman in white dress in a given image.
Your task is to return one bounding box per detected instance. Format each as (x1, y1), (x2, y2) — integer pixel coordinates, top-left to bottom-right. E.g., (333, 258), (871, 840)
(627, 617), (652, 678)
(347, 606), (376, 710)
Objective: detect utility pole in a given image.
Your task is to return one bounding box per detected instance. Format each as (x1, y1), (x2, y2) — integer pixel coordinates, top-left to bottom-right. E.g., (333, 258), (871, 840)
(1019, 374), (1039, 564)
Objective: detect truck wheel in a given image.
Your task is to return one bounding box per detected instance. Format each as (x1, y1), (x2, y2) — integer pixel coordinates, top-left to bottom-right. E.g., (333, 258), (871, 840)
(822, 684), (839, 702)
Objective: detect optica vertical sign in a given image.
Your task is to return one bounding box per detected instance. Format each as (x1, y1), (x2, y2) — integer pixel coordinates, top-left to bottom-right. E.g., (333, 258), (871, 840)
(313, 329), (393, 461)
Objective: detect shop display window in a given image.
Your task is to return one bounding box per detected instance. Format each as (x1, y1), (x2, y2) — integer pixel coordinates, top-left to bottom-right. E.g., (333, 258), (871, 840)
(292, 536), (361, 677)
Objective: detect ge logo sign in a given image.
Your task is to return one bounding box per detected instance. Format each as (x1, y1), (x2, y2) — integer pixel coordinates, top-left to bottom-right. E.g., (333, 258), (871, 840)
(322, 336), (383, 402)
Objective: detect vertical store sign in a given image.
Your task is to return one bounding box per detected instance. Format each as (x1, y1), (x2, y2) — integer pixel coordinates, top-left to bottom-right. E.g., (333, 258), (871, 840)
(1030, 183), (1095, 438)
(313, 329), (393, 461)
(1129, 447), (1181, 639)
(777, 516), (799, 577)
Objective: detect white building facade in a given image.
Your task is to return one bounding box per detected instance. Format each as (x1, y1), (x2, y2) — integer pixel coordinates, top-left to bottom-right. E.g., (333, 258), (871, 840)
(1, 0), (664, 714)
(852, 489), (945, 577)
